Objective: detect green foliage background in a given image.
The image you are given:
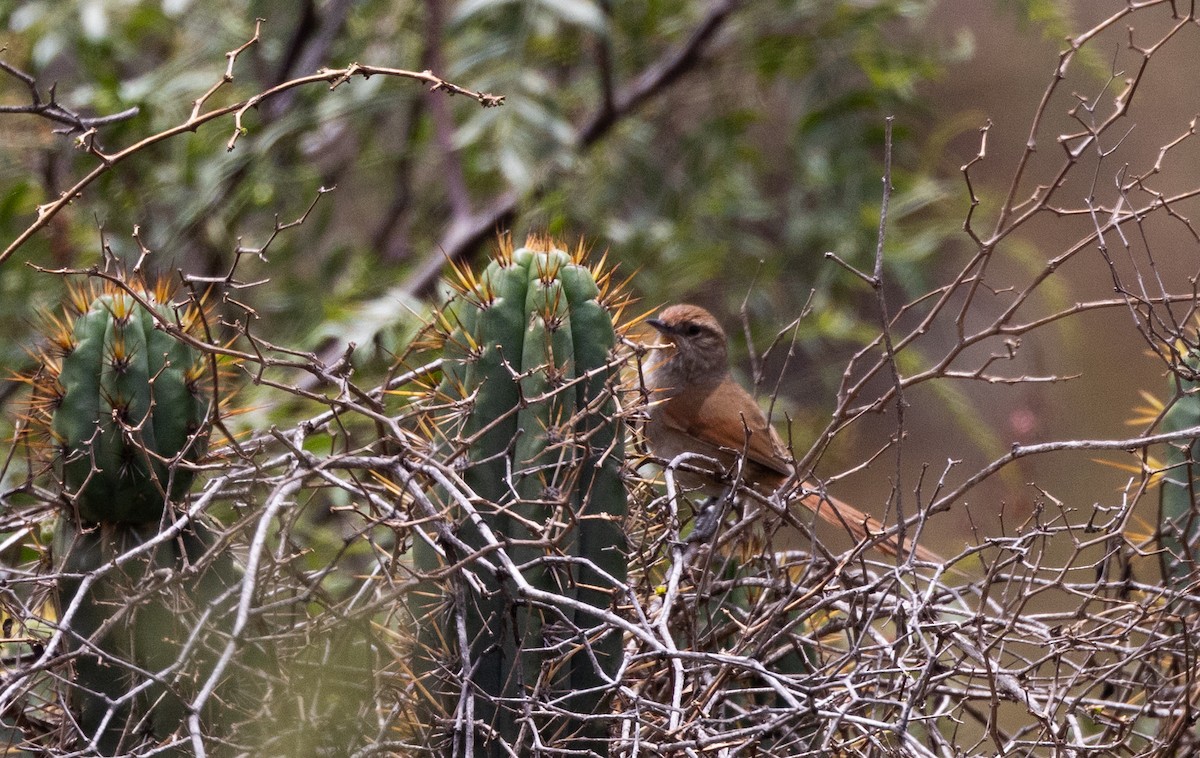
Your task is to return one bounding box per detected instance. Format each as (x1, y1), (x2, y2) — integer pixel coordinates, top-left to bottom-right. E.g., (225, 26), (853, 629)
(0, 0), (1064, 413)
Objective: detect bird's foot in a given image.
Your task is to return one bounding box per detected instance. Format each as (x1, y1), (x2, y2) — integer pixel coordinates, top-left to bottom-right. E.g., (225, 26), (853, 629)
(687, 495), (725, 544)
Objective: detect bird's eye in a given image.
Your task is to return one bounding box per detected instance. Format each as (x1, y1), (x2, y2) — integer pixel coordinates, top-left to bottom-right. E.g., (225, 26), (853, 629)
(684, 323), (702, 336)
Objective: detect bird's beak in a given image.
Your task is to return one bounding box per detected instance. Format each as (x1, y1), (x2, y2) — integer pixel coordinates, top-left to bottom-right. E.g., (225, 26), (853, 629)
(646, 318), (669, 334)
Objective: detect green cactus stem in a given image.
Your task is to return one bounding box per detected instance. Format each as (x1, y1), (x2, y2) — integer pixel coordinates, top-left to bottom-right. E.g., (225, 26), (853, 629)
(27, 280), (212, 525)
(1159, 352), (1200, 583)
(21, 277), (236, 753)
(53, 515), (236, 755)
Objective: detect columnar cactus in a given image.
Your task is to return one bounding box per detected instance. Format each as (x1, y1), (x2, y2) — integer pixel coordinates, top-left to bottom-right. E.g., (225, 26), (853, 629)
(1159, 351), (1200, 583)
(31, 279), (211, 525)
(413, 236), (629, 755)
(23, 277), (233, 753)
(52, 516), (233, 755)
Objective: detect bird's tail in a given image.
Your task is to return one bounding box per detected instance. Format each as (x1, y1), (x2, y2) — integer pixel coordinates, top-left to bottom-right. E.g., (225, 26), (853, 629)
(797, 489), (942, 564)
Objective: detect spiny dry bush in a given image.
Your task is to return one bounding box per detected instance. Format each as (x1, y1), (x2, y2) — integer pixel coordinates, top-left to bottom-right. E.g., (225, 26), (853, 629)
(5, 3), (1200, 757)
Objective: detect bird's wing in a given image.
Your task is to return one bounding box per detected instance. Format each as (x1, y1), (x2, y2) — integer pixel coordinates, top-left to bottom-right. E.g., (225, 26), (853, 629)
(657, 382), (943, 563)
(658, 381), (794, 479)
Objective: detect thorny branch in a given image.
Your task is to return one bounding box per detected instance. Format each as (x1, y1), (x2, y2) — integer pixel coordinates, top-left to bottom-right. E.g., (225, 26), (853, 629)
(0, 21), (501, 268)
(0, 57), (140, 132)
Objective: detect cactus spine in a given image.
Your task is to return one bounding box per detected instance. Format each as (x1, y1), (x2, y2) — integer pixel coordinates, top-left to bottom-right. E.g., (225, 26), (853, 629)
(415, 237), (628, 755)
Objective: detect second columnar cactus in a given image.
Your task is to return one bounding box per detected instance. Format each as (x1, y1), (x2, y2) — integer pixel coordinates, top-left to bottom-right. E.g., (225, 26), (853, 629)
(412, 236), (629, 755)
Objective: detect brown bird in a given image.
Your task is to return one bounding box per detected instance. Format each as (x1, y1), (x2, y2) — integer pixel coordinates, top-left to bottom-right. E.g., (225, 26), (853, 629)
(642, 303), (939, 562)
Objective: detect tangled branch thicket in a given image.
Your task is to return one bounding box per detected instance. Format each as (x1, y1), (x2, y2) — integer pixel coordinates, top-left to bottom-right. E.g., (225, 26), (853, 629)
(5, 2), (1200, 756)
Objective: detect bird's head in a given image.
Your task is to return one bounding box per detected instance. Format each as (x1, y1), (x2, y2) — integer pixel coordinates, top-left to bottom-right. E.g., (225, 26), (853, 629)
(646, 304), (729, 381)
